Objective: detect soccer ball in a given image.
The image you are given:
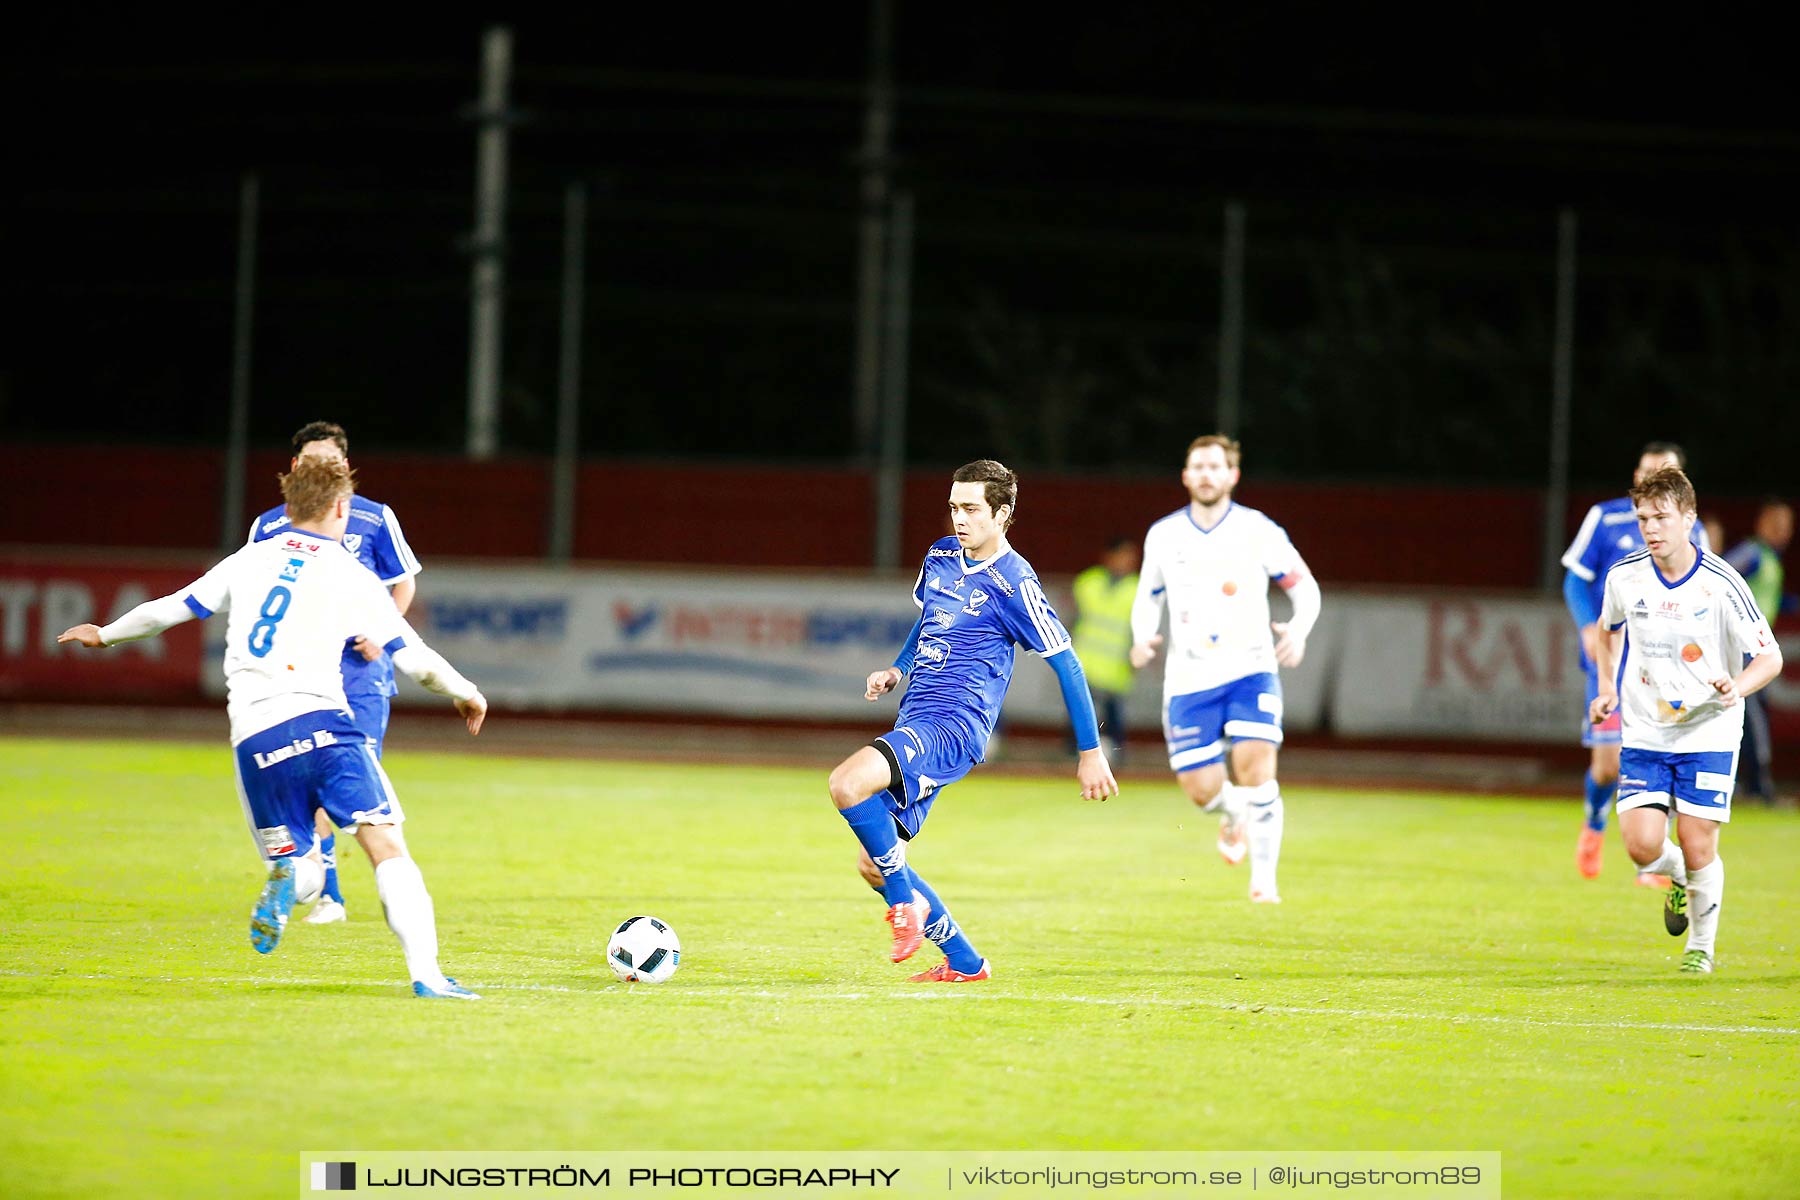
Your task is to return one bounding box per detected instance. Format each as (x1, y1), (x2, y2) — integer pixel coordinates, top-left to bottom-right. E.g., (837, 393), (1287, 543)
(607, 915), (681, 983)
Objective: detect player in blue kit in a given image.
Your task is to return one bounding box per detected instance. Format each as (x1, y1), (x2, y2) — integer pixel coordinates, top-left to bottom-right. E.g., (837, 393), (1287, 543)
(826, 460), (1119, 982)
(248, 421), (422, 924)
(1561, 442), (1705, 883)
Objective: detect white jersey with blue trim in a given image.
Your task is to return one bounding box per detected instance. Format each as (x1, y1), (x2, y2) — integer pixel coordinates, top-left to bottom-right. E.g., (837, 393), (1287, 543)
(183, 530), (417, 745)
(1562, 494), (1708, 664)
(898, 535), (1072, 758)
(249, 494), (420, 696)
(1600, 550), (1775, 753)
(1132, 502), (1308, 697)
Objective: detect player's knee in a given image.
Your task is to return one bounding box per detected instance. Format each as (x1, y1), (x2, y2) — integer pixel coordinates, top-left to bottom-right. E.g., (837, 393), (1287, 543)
(828, 759), (881, 810)
(1618, 816), (1664, 864)
(1677, 821), (1719, 868)
(355, 822), (407, 866)
(1231, 744), (1278, 786)
(827, 766), (862, 810)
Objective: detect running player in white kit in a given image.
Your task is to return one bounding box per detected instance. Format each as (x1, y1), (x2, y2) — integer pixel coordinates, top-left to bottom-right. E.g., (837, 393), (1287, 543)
(1590, 467), (1781, 974)
(59, 456), (488, 998)
(1130, 435), (1322, 903)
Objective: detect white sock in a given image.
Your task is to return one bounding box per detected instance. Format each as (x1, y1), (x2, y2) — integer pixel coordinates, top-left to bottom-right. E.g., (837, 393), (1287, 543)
(292, 856), (325, 907)
(1685, 857), (1724, 956)
(375, 856), (446, 987)
(1203, 781), (1245, 821)
(1638, 838), (1688, 887)
(1242, 780), (1283, 894)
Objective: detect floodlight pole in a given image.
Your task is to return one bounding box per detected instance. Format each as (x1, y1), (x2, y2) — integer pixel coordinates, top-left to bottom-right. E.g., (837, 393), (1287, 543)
(1542, 208), (1578, 589)
(549, 181), (587, 563)
(854, 0), (896, 502)
(465, 26), (513, 460)
(220, 172), (258, 553)
(1216, 200), (1246, 437)
(873, 191), (915, 572)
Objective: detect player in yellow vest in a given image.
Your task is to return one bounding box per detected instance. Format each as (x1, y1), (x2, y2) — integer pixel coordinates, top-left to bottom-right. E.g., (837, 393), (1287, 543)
(1071, 537), (1141, 760)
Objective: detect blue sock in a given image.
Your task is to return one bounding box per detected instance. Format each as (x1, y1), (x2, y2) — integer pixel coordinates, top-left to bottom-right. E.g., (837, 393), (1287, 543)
(1583, 774), (1614, 833)
(319, 833), (344, 904)
(907, 871), (984, 974)
(839, 797), (916, 907)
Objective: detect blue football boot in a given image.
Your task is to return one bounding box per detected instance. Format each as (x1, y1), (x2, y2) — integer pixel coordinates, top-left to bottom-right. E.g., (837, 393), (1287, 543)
(249, 858), (298, 955)
(412, 977), (481, 1000)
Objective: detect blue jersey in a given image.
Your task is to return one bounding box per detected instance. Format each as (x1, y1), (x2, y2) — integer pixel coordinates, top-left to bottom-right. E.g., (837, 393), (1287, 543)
(1561, 495), (1705, 670)
(248, 495), (421, 697)
(897, 536), (1074, 760)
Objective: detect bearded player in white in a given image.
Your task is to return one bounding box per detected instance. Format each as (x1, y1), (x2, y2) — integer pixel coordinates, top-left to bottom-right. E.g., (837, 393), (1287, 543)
(1590, 467), (1781, 974)
(58, 457), (489, 998)
(1130, 435), (1322, 903)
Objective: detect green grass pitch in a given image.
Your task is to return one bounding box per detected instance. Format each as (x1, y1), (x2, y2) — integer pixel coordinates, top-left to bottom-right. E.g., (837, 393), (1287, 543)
(2, 736), (1797, 1198)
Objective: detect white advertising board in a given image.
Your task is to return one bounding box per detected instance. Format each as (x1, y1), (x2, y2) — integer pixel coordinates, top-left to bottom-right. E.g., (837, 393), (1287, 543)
(202, 564), (1331, 733)
(203, 564), (1797, 746)
(1329, 593), (1584, 741)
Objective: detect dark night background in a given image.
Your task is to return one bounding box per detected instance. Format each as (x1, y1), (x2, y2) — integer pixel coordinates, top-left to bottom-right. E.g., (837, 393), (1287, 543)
(6, 9), (1798, 490)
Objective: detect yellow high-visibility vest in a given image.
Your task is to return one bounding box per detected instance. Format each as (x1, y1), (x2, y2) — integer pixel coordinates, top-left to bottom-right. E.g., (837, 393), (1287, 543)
(1071, 565), (1138, 694)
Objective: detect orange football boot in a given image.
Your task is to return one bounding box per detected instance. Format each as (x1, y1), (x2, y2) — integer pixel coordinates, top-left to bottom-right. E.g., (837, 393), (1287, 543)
(909, 959), (992, 982)
(1576, 827), (1604, 879)
(886, 895), (929, 963)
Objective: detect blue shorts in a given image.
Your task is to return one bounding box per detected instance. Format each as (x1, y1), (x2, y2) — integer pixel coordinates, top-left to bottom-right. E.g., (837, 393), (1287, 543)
(1163, 673), (1284, 773)
(346, 691), (392, 758)
(871, 721), (979, 839)
(1582, 664), (1622, 748)
(231, 709), (405, 860)
(1617, 746), (1736, 823)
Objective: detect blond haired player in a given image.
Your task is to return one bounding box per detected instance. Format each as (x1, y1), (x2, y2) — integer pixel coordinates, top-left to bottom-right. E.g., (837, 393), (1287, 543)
(59, 457), (487, 998)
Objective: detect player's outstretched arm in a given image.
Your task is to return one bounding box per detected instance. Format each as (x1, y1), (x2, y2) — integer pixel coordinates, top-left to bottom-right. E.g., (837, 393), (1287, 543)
(389, 638), (486, 736)
(58, 591), (204, 649)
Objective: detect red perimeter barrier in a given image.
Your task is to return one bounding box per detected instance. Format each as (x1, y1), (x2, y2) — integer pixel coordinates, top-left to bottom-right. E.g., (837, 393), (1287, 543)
(10, 442), (1775, 586)
(0, 553), (210, 702)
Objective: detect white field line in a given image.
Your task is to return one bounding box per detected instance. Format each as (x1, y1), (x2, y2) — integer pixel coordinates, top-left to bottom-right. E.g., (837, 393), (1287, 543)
(3, 969), (1795, 1037)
